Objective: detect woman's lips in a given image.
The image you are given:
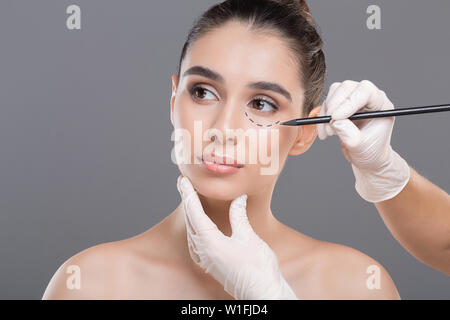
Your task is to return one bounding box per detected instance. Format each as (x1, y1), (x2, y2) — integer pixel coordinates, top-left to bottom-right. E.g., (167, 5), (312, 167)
(201, 153), (244, 175)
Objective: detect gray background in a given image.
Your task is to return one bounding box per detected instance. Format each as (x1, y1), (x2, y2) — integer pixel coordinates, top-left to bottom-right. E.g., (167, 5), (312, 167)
(0, 0), (449, 299)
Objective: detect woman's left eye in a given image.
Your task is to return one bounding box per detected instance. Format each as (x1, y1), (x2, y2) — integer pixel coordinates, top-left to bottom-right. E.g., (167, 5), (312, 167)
(250, 98), (279, 112)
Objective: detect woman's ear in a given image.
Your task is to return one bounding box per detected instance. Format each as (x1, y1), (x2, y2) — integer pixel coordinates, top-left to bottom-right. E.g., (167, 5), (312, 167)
(288, 105), (322, 156)
(170, 75), (179, 126)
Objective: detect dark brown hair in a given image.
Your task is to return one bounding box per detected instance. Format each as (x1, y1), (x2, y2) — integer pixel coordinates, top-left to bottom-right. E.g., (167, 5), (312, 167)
(176, 0), (326, 116)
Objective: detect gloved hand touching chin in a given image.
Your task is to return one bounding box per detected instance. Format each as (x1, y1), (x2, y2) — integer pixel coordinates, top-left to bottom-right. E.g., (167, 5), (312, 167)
(317, 80), (411, 203)
(176, 176), (298, 300)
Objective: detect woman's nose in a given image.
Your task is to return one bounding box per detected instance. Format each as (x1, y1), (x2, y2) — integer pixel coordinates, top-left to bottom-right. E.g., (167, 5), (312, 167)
(209, 100), (243, 145)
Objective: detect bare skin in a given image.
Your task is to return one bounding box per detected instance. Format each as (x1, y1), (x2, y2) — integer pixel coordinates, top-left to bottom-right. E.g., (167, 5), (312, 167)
(374, 166), (450, 275)
(42, 204), (399, 299)
(43, 21), (400, 300)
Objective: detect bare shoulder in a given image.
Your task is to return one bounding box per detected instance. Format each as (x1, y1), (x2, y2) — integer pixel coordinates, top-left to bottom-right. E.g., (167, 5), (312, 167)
(42, 235), (147, 300)
(309, 241), (401, 299)
(275, 223), (400, 299)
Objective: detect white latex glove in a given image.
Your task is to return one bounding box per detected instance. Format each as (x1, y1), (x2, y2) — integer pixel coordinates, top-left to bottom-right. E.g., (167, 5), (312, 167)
(317, 80), (411, 203)
(176, 176), (298, 300)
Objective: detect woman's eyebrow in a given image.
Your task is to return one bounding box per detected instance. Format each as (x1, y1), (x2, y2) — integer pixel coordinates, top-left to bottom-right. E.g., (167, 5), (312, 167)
(183, 65), (292, 102)
(247, 81), (292, 102)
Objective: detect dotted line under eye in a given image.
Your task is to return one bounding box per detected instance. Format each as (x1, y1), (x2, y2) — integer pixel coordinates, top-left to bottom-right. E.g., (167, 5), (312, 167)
(244, 112), (280, 127)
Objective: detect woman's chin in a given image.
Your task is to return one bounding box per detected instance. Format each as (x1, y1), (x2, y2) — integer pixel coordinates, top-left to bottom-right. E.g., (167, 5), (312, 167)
(200, 192), (239, 201)
(178, 165), (274, 201)
(195, 182), (244, 201)
(184, 174), (247, 201)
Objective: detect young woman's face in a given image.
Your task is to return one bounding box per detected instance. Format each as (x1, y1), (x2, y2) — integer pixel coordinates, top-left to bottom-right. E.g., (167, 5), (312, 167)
(170, 21), (317, 200)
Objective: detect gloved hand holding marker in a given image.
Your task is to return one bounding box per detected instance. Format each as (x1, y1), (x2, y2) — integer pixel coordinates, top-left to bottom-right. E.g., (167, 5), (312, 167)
(308, 80), (450, 203)
(249, 79), (449, 202)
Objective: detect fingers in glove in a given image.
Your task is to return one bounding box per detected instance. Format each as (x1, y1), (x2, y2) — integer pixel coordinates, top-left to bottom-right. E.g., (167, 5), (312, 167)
(317, 82), (340, 140)
(325, 80), (359, 118)
(177, 176), (202, 264)
(317, 104), (337, 139)
(177, 176), (219, 235)
(331, 80), (390, 120)
(318, 81), (358, 140)
(330, 119), (363, 149)
(229, 194), (253, 242)
(177, 176), (198, 236)
(317, 103), (328, 140)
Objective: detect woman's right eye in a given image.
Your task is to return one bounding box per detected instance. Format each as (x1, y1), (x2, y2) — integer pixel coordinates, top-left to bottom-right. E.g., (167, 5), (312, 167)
(189, 85), (217, 101)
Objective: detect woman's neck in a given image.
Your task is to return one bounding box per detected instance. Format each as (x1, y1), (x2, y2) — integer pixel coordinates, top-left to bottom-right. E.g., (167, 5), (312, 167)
(200, 190), (276, 238)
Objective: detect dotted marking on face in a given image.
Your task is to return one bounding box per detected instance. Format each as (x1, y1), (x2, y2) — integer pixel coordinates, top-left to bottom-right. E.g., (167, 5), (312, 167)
(244, 112), (280, 128)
